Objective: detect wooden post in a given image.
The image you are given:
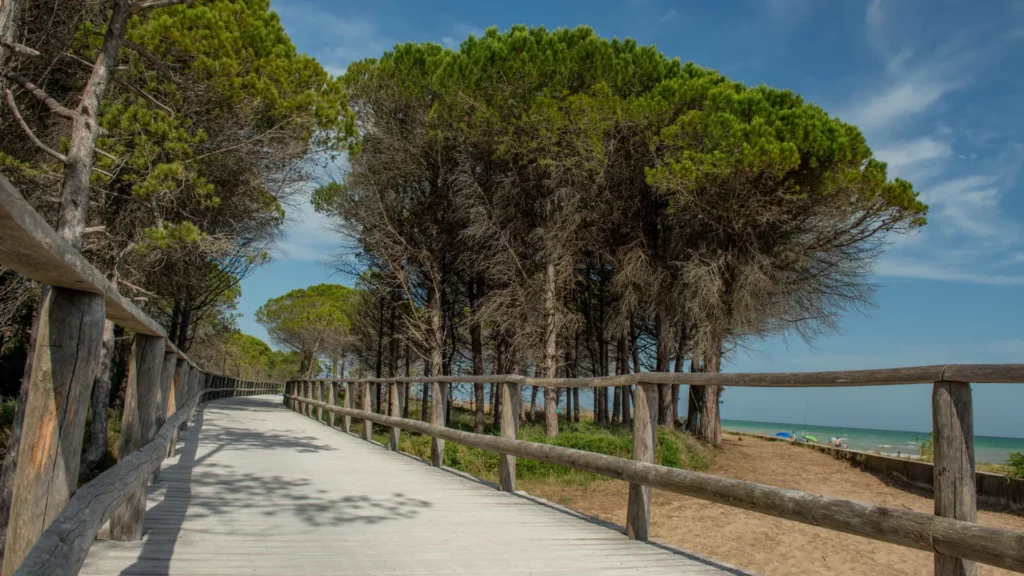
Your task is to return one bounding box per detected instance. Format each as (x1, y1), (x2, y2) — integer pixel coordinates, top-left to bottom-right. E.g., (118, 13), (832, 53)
(389, 382), (400, 451)
(329, 382), (338, 427)
(499, 381), (521, 492)
(627, 383), (658, 541)
(179, 365), (191, 433)
(168, 359), (185, 457)
(933, 380), (977, 576)
(151, 351), (177, 483)
(431, 380), (446, 467)
(361, 382), (373, 441)
(342, 382), (352, 433)
(316, 381), (323, 422)
(1, 288), (104, 576)
(110, 334), (166, 541)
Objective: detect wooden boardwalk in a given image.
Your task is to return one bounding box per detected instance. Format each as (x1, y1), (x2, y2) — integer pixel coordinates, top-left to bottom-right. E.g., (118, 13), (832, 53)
(81, 395), (746, 575)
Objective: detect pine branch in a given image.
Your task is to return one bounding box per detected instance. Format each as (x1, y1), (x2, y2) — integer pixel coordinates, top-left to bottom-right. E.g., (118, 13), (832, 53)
(3, 71), (76, 119)
(5, 88), (68, 163)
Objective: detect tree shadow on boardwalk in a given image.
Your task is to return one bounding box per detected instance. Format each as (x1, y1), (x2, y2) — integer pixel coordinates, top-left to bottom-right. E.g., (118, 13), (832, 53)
(118, 398), (432, 576)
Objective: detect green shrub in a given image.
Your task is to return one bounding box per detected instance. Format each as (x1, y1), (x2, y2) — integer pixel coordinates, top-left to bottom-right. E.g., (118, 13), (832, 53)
(1008, 452), (1024, 480)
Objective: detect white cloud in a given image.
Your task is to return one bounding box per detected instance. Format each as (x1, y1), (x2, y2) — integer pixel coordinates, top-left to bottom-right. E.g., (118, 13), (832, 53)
(845, 81), (959, 132)
(660, 9), (677, 23)
(874, 137), (952, 169)
(865, 0), (884, 31)
(442, 36), (456, 48)
(875, 259), (1024, 286)
(275, 196), (337, 262)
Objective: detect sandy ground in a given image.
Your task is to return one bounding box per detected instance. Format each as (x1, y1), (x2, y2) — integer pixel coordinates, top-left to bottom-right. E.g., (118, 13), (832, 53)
(520, 433), (1024, 576)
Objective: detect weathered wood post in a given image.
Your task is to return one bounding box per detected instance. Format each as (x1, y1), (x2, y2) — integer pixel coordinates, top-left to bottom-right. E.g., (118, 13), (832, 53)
(168, 359), (185, 457)
(329, 382), (338, 427)
(933, 380), (977, 576)
(110, 334), (166, 541)
(342, 381), (352, 433)
(431, 379), (446, 467)
(1, 288), (104, 576)
(627, 382), (658, 541)
(362, 382), (373, 441)
(151, 351), (177, 483)
(316, 381), (323, 422)
(499, 380), (521, 492)
(389, 382), (400, 451)
(179, 364), (192, 433)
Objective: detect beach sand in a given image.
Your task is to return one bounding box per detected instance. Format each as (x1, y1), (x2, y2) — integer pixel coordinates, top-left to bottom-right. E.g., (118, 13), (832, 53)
(520, 433), (1024, 576)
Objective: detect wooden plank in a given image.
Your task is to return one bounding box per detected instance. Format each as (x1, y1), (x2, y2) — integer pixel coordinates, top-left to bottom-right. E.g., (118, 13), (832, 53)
(110, 334), (165, 541)
(388, 382), (400, 451)
(75, 396), (740, 575)
(627, 383), (657, 541)
(2, 288), (104, 576)
(933, 381), (978, 576)
(16, 391), (203, 576)
(499, 381), (520, 492)
(293, 394), (1024, 573)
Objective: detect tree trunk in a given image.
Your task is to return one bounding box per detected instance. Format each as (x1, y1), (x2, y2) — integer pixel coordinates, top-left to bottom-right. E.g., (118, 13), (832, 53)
(0, 0), (23, 78)
(573, 388), (580, 423)
(428, 284), (445, 466)
(685, 359), (704, 436)
(655, 314), (672, 428)
(58, 0), (133, 247)
(175, 300), (191, 351)
(542, 263), (559, 436)
(82, 319), (116, 471)
(529, 385), (539, 422)
(403, 340), (411, 418)
(470, 321), (485, 434)
(696, 345), (723, 445)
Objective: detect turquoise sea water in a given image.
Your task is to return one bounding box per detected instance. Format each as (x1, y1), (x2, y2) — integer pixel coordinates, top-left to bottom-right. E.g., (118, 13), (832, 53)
(722, 419), (1024, 464)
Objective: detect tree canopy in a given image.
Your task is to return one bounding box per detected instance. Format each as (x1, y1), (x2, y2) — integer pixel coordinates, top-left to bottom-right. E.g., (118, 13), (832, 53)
(315, 25), (927, 444)
(255, 283), (358, 377)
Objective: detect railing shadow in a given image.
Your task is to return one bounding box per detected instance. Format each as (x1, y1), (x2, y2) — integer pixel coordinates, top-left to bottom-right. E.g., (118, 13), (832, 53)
(118, 397), (432, 575)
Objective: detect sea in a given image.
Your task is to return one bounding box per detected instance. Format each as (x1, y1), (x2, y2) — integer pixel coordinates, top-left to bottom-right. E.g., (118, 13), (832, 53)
(722, 419), (1024, 465)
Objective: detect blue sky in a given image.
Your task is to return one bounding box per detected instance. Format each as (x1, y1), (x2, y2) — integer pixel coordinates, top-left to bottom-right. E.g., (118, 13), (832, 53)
(240, 0), (1024, 437)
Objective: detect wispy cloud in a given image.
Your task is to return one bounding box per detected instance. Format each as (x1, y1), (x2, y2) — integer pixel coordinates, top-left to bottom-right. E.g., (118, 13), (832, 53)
(874, 137), (952, 169)
(660, 9), (677, 23)
(275, 198), (337, 262)
(876, 259), (1024, 286)
(846, 81), (961, 132)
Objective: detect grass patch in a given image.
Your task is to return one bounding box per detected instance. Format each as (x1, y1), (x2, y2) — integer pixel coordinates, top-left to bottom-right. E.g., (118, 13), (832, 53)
(348, 406), (712, 487)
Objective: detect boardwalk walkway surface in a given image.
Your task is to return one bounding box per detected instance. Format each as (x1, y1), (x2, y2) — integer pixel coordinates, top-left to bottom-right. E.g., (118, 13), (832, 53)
(81, 395), (746, 575)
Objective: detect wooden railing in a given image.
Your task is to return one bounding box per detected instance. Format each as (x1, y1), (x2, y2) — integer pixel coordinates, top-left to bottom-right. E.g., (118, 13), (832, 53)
(0, 175), (285, 576)
(285, 372), (1024, 574)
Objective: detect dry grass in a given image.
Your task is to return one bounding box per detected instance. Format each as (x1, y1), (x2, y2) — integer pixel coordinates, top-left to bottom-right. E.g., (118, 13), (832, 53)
(521, 433), (1024, 576)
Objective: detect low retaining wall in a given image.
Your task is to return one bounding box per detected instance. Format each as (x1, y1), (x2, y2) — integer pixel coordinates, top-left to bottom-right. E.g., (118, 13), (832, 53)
(731, 431), (1024, 510)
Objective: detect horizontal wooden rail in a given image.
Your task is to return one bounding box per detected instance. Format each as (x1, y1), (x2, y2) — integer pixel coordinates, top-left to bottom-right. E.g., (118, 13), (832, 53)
(289, 363), (1024, 388)
(15, 385), (282, 576)
(0, 175), (186, 358)
(286, 394), (1024, 573)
